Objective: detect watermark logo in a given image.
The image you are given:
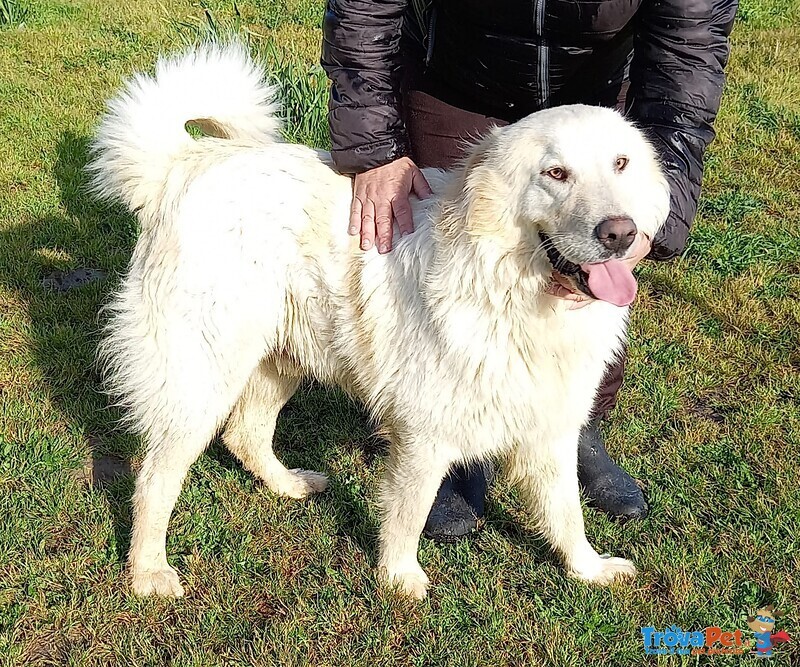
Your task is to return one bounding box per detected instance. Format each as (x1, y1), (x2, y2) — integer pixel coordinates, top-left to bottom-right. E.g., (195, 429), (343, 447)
(641, 625), (747, 656)
(747, 605), (791, 658)
(641, 606), (791, 657)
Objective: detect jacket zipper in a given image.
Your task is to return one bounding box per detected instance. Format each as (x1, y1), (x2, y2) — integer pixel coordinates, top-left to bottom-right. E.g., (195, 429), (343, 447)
(425, 8), (437, 66)
(534, 0), (549, 107)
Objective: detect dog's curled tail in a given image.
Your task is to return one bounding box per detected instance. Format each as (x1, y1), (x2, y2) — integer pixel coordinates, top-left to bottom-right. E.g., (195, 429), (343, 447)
(88, 42), (280, 214)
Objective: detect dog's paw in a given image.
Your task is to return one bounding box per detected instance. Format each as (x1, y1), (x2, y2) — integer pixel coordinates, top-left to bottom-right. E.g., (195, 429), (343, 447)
(274, 468), (329, 499)
(131, 566), (185, 598)
(381, 565), (430, 600)
(570, 554), (636, 585)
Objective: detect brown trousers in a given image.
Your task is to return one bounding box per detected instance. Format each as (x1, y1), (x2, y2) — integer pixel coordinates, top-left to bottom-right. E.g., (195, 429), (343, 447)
(403, 90), (626, 419)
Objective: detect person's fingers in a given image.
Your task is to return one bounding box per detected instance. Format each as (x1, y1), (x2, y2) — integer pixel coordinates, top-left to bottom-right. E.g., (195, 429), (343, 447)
(550, 272), (579, 292)
(546, 272), (595, 308)
(555, 286), (589, 306)
(622, 231), (652, 270)
(568, 296), (593, 310)
(392, 195), (414, 237)
(374, 200), (394, 254)
(545, 282), (577, 299)
(360, 198), (376, 251)
(635, 232), (652, 259)
(551, 275), (570, 291)
(411, 168), (433, 199)
(349, 195), (362, 236)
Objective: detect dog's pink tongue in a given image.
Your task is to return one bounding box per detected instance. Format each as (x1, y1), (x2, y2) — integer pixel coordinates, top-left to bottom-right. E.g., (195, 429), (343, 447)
(580, 259), (637, 307)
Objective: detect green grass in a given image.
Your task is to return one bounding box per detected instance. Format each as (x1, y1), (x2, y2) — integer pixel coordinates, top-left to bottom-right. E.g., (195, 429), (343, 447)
(0, 1), (799, 665)
(0, 0), (27, 27)
(167, 1), (329, 147)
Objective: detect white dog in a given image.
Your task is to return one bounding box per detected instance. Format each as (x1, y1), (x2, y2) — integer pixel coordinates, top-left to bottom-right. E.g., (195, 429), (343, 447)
(90, 44), (669, 599)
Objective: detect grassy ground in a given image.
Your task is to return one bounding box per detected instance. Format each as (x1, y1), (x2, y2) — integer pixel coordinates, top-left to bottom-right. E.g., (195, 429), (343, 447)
(0, 0), (799, 665)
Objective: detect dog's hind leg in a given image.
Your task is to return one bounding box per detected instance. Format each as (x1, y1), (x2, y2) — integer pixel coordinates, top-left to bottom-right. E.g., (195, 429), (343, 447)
(125, 335), (272, 598)
(508, 432), (636, 585)
(223, 361), (328, 498)
(130, 422), (219, 598)
(377, 434), (455, 599)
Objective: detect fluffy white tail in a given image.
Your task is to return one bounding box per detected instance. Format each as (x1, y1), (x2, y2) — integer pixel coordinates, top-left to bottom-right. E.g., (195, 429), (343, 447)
(88, 43), (280, 213)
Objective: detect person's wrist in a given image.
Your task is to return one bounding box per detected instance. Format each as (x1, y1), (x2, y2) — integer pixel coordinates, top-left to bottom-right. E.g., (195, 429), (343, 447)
(350, 153), (408, 176)
(355, 156), (413, 178)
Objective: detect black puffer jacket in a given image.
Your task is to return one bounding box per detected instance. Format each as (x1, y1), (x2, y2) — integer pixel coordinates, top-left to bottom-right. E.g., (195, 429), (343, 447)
(321, 0), (737, 260)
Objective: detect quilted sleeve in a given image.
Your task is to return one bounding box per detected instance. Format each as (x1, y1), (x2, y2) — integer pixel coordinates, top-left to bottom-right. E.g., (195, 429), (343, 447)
(321, 0), (412, 174)
(628, 0), (738, 260)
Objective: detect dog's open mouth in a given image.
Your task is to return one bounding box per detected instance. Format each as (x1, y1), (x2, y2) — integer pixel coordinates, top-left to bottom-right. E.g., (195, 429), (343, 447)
(539, 232), (637, 307)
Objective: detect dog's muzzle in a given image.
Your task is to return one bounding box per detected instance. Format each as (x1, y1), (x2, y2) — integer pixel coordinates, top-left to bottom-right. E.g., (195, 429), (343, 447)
(539, 232), (593, 298)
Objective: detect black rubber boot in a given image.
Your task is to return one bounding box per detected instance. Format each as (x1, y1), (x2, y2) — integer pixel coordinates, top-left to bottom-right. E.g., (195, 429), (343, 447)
(578, 418), (648, 521)
(423, 461), (491, 543)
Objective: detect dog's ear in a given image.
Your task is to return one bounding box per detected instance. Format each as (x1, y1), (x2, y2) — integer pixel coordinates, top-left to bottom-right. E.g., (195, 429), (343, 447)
(441, 127), (514, 240)
(459, 130), (496, 177)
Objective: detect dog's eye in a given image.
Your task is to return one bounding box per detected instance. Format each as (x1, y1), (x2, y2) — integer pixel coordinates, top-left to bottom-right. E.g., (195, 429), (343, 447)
(545, 167), (568, 181)
(615, 156), (629, 172)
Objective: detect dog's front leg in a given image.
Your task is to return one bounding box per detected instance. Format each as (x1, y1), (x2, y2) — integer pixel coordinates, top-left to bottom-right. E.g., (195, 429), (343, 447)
(377, 438), (453, 600)
(509, 431), (636, 584)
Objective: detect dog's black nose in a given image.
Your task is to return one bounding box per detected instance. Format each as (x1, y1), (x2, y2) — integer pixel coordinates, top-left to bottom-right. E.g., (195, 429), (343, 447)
(594, 217), (637, 254)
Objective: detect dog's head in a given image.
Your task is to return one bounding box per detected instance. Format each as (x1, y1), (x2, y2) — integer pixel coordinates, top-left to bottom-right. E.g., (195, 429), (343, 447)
(446, 105), (670, 307)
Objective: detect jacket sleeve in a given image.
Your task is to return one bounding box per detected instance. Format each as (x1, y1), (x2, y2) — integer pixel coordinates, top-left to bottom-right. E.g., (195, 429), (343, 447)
(321, 0), (412, 174)
(628, 0), (738, 261)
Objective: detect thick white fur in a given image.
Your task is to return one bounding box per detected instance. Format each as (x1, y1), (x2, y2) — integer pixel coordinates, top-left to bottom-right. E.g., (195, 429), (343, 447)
(90, 44), (670, 599)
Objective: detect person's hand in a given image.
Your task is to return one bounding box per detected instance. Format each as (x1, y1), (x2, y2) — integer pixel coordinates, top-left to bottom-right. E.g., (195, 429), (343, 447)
(545, 271), (595, 309)
(350, 157), (433, 253)
(545, 232), (652, 309)
(619, 230), (652, 273)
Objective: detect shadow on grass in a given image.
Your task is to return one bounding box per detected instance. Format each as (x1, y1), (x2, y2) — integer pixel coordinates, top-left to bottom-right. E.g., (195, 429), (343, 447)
(641, 263), (798, 351)
(0, 130), (383, 569)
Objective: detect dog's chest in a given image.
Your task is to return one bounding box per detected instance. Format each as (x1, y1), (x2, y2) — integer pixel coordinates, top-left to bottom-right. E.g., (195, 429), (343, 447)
(435, 302), (628, 447)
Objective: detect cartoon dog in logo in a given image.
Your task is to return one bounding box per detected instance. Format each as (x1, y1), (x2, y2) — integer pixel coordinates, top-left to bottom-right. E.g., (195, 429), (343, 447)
(747, 605), (791, 657)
